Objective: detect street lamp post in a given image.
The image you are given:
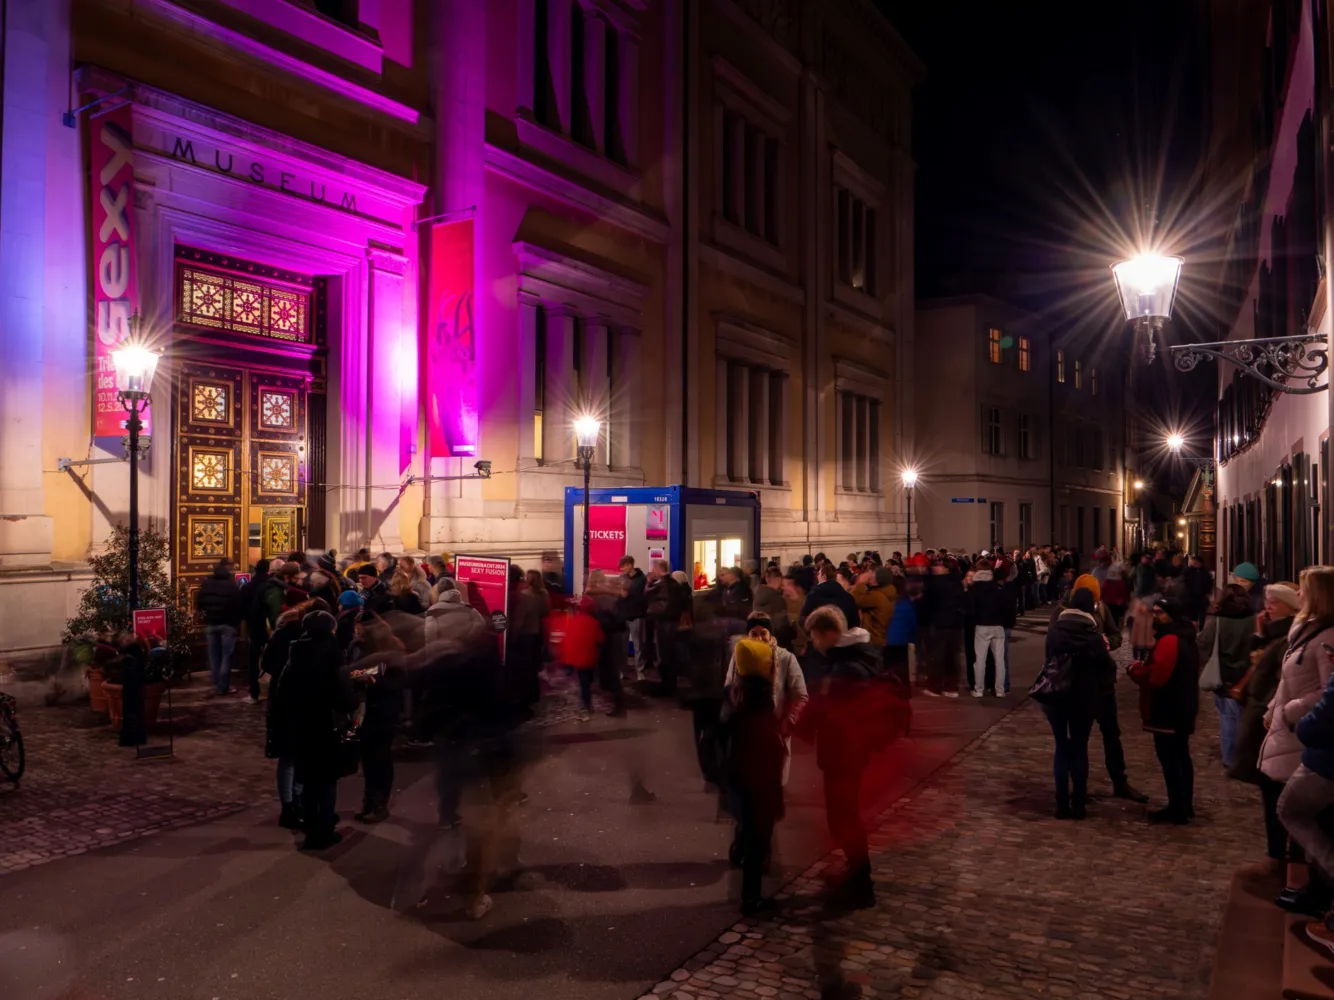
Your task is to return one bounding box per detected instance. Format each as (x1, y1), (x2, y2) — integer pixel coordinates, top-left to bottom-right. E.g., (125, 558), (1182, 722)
(110, 336), (161, 750)
(901, 469), (918, 557)
(574, 415), (601, 594)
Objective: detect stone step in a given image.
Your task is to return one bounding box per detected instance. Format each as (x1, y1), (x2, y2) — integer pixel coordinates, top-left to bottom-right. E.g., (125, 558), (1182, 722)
(1283, 864), (1334, 1000)
(1207, 866), (1285, 1000)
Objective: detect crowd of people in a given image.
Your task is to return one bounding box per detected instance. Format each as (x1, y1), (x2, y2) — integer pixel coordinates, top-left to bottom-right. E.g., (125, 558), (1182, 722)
(186, 535), (1334, 941)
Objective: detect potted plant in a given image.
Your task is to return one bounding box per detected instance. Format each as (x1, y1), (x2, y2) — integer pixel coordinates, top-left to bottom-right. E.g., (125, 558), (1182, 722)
(62, 522), (198, 721)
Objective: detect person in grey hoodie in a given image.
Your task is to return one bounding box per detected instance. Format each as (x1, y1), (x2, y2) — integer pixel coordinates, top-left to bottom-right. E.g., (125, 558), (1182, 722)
(423, 582), (487, 647)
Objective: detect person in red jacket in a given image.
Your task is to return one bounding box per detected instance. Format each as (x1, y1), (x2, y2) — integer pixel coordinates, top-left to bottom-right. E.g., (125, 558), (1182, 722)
(563, 597), (605, 722)
(1127, 598), (1201, 824)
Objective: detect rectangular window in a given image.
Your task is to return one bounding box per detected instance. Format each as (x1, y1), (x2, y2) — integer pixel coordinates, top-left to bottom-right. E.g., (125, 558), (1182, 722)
(987, 327), (1002, 364)
(764, 138), (780, 245)
(604, 26), (625, 164)
(1074, 359), (1082, 389)
(722, 112), (741, 225)
(982, 405), (1003, 455)
(989, 501), (1005, 548)
(841, 391), (855, 490)
(1018, 414), (1033, 460)
(1019, 502), (1033, 552)
(1109, 506), (1117, 549)
(1056, 349), (1065, 383)
(534, 0), (557, 129)
(1018, 336), (1031, 372)
(1091, 366), (1098, 396)
(570, 3), (593, 147)
(835, 185), (877, 297)
(178, 265), (311, 342)
(837, 390), (880, 491)
(744, 127), (762, 237)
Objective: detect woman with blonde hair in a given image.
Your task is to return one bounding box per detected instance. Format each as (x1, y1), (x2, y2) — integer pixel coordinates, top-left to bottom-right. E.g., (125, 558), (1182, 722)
(1262, 567), (1334, 915)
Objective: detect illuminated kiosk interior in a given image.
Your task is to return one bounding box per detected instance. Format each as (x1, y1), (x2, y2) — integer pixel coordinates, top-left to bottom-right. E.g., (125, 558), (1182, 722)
(562, 486), (762, 594)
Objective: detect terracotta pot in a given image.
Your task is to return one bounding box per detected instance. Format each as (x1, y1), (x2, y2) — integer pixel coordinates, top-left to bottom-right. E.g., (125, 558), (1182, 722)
(87, 668), (108, 714)
(102, 682), (124, 731)
(143, 682), (167, 727)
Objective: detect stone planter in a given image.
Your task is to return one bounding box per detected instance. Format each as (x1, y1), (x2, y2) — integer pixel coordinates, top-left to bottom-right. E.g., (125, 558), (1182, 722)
(144, 682), (167, 728)
(86, 667), (108, 714)
(102, 682), (123, 731)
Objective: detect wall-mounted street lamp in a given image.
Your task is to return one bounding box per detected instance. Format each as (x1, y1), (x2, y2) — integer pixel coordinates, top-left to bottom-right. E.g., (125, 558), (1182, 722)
(1111, 254), (1183, 366)
(575, 415), (601, 594)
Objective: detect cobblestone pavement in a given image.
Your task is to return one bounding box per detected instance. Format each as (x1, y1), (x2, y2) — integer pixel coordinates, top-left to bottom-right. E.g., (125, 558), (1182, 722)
(0, 666), (620, 877)
(640, 642), (1267, 1000)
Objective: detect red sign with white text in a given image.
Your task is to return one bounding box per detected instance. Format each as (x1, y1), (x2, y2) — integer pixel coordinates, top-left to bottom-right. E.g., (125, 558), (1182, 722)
(455, 554), (510, 659)
(132, 608), (167, 642)
(90, 101), (144, 437)
(426, 219), (477, 457)
(588, 504), (628, 574)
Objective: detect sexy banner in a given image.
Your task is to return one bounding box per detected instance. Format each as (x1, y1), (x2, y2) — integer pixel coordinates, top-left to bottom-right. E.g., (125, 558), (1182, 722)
(426, 218), (477, 457)
(588, 504), (628, 573)
(91, 101), (143, 436)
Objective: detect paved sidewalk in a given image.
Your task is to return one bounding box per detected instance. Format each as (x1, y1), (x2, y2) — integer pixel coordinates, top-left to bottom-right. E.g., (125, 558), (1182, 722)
(640, 642), (1266, 1000)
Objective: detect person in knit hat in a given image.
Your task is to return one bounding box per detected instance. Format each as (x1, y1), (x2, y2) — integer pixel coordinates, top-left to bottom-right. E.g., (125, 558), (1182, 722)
(1231, 561), (1265, 614)
(733, 637), (775, 679)
(1047, 571), (1147, 803)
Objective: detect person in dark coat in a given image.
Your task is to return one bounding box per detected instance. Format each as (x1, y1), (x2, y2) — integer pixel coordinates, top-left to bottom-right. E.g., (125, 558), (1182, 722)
(356, 565), (393, 616)
(1128, 598), (1201, 824)
(799, 562), (860, 634)
(619, 556), (651, 678)
(723, 639), (786, 915)
(920, 561), (966, 696)
(646, 560), (691, 695)
(1183, 556), (1214, 626)
(1041, 589), (1115, 819)
(238, 559), (271, 702)
(349, 614), (406, 823)
(268, 608), (356, 849)
(196, 559), (242, 696)
(803, 605), (883, 909)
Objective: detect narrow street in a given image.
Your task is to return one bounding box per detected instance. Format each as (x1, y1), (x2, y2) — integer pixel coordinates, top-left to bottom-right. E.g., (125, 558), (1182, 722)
(0, 611), (1260, 1000)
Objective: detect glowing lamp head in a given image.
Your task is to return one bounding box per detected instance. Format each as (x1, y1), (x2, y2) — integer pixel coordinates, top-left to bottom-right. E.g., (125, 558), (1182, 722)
(901, 469), (918, 489)
(1167, 434), (1186, 452)
(1178, 517), (1187, 526)
(1111, 254), (1183, 322)
(574, 415), (601, 449)
(1133, 480), (1145, 491)
(111, 344), (161, 397)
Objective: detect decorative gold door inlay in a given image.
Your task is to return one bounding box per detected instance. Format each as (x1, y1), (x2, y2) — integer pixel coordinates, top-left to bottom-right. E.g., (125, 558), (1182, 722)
(259, 390), (294, 429)
(262, 507), (298, 559)
(191, 382), (230, 423)
(258, 452), (296, 495)
(189, 447), (231, 492)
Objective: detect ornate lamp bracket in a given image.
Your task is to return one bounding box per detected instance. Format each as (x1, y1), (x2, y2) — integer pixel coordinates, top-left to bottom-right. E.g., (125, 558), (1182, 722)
(1169, 335), (1329, 394)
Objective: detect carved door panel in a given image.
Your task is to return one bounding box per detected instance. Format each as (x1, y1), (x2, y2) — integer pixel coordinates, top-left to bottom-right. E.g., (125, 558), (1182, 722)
(174, 363), (245, 597)
(247, 372), (308, 564)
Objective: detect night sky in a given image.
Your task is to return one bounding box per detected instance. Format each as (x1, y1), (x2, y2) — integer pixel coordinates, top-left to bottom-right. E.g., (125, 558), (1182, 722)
(882, 0), (1216, 485)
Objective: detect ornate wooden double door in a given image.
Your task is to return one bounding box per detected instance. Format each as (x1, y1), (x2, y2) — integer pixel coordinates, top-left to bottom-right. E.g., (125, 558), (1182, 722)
(174, 362), (309, 590)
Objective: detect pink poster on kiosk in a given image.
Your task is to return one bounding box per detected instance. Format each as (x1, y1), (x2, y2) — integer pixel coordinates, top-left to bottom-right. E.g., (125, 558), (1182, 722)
(455, 554), (510, 659)
(90, 100), (144, 436)
(588, 504), (628, 573)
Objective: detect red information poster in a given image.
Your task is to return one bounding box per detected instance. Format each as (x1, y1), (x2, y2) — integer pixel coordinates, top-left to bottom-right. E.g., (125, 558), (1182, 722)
(588, 504), (628, 574)
(455, 554), (510, 659)
(90, 100), (144, 437)
(426, 218), (477, 457)
(132, 608), (167, 642)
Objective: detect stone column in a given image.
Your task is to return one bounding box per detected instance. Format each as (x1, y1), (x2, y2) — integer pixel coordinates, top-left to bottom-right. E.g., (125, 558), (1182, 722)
(770, 371), (787, 486)
(749, 367), (769, 484)
(583, 7), (607, 154)
(0, 0), (55, 568)
(544, 309), (577, 464)
(729, 361), (750, 483)
(714, 356), (729, 482)
(548, 0), (574, 133)
(517, 294), (541, 463)
(367, 249), (408, 552)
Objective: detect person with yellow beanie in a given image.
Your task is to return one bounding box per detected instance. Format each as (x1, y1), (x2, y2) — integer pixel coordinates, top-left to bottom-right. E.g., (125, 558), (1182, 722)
(1047, 572), (1148, 803)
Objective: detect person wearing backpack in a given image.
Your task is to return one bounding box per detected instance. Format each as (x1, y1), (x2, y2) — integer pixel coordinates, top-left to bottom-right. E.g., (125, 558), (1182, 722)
(1039, 588), (1114, 819)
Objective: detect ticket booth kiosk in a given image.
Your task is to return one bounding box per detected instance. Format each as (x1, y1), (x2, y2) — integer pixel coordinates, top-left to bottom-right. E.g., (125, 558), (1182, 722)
(563, 485), (761, 594)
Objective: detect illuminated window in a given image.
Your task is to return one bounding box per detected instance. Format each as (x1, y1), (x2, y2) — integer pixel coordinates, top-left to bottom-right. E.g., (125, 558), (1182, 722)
(1018, 336), (1031, 371)
(178, 266), (310, 342)
(836, 187), (877, 295)
(1074, 359), (1082, 389)
(987, 327), (1002, 364)
(1056, 350), (1065, 383)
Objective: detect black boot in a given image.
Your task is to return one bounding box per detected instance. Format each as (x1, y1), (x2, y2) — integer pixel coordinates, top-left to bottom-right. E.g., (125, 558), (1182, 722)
(278, 803), (302, 829)
(1113, 781), (1149, 803)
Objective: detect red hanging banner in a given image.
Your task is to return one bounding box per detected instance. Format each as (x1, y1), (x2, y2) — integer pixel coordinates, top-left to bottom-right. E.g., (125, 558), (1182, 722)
(588, 504), (628, 573)
(426, 219), (477, 457)
(90, 101), (144, 436)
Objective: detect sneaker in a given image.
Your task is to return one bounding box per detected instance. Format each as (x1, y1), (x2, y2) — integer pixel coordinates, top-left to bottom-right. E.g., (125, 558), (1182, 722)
(994, 690), (1007, 698)
(970, 690), (984, 698)
(1307, 921), (1334, 957)
(405, 738), (434, 749)
(942, 690), (960, 699)
(244, 695), (260, 704)
(465, 894), (494, 920)
(922, 690), (941, 698)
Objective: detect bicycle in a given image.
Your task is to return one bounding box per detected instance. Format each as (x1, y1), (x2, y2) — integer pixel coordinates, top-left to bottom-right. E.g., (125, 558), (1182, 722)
(0, 692), (24, 784)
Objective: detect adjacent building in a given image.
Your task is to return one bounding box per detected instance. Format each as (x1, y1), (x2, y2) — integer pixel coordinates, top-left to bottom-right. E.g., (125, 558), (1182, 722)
(1203, 0), (1331, 584)
(914, 296), (1129, 557)
(0, 0), (920, 653)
